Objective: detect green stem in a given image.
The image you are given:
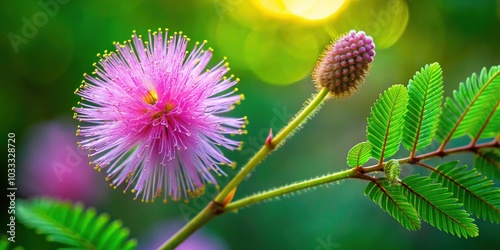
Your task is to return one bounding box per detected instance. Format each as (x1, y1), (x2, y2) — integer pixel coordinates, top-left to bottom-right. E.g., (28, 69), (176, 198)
(271, 88), (330, 147)
(213, 144), (272, 203)
(158, 204), (215, 250)
(214, 88), (330, 203)
(160, 88), (330, 249)
(225, 168), (357, 212)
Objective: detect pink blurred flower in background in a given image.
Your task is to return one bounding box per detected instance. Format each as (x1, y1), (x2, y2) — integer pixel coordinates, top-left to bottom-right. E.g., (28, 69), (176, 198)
(19, 119), (107, 203)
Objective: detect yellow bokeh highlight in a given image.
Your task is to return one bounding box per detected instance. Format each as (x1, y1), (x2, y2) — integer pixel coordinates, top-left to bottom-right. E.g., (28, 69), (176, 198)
(283, 0), (346, 20)
(253, 0), (288, 16)
(243, 28), (321, 85)
(254, 0), (346, 21)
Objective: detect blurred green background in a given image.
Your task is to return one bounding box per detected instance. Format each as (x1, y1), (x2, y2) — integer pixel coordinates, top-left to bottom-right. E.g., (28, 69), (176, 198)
(2, 0), (500, 249)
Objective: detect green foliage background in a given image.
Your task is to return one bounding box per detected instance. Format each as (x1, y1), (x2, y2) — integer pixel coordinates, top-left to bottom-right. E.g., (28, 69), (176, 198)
(1, 0), (499, 249)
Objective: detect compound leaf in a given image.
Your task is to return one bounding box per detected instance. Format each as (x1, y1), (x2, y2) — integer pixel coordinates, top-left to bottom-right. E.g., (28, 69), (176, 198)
(401, 175), (478, 238)
(0, 237), (23, 250)
(403, 63), (444, 152)
(479, 102), (500, 138)
(367, 85), (408, 162)
(437, 66), (500, 143)
(365, 180), (421, 231)
(475, 148), (500, 181)
(346, 141), (372, 167)
(17, 198), (137, 250)
(469, 99), (500, 140)
(429, 161), (500, 223)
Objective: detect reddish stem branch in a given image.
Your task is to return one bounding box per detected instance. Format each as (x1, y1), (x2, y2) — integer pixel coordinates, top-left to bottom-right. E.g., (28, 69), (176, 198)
(414, 161), (435, 171)
(361, 139), (499, 175)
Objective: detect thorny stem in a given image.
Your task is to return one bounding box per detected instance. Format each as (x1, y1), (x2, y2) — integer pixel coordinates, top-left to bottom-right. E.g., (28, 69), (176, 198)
(159, 88), (329, 249)
(225, 168), (357, 212)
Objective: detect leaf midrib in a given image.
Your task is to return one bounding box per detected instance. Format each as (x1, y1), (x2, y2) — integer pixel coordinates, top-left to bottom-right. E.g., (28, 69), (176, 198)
(410, 77), (431, 156)
(433, 166), (500, 216)
(379, 90), (404, 164)
(400, 181), (476, 235)
(477, 150), (500, 170)
(441, 71), (500, 147)
(32, 207), (96, 249)
(375, 181), (420, 230)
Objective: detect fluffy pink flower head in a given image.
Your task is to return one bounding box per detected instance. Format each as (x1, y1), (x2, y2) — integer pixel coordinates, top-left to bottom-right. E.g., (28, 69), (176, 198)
(73, 29), (246, 203)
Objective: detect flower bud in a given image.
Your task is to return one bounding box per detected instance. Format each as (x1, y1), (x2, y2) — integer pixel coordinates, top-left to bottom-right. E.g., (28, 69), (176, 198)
(313, 30), (375, 98)
(384, 159), (401, 185)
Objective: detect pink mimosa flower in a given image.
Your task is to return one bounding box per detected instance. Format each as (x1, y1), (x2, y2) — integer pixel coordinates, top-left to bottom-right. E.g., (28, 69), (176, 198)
(74, 29), (246, 203)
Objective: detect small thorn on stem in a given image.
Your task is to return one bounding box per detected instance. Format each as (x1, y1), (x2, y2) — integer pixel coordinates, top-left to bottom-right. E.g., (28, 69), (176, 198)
(265, 128), (275, 149)
(212, 187), (237, 215)
(222, 187), (237, 206)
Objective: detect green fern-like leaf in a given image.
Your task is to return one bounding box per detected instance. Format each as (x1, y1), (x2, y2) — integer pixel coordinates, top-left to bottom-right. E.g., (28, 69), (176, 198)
(475, 148), (500, 181)
(0, 237), (23, 250)
(367, 84), (408, 162)
(401, 175), (478, 238)
(480, 103), (500, 138)
(429, 161), (500, 223)
(403, 63), (443, 152)
(468, 69), (500, 140)
(470, 99), (500, 139)
(0, 238), (7, 250)
(17, 198), (137, 250)
(365, 180), (421, 231)
(437, 66), (500, 142)
(346, 142), (371, 167)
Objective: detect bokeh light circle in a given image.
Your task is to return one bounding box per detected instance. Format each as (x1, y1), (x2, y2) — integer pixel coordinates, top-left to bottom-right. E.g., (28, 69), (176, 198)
(283, 0), (346, 20)
(243, 28), (320, 85)
(324, 0), (409, 49)
(254, 0), (346, 21)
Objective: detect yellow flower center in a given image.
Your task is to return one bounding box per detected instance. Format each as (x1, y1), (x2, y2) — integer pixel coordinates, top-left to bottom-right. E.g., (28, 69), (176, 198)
(143, 89), (158, 105)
